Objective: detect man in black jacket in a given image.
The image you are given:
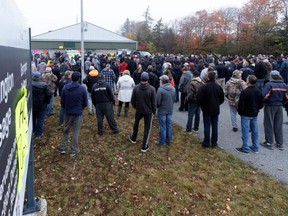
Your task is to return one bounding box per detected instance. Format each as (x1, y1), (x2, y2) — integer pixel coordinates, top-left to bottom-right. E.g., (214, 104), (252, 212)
(91, 74), (119, 135)
(32, 71), (52, 138)
(236, 75), (263, 154)
(254, 57), (267, 91)
(129, 72), (156, 152)
(197, 72), (224, 148)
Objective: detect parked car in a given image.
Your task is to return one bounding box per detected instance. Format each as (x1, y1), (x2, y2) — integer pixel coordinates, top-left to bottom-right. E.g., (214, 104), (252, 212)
(132, 50), (151, 57)
(116, 49), (132, 57)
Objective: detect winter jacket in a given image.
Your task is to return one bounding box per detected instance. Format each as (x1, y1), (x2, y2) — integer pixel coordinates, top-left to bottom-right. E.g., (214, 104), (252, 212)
(262, 80), (288, 106)
(83, 69), (99, 93)
(215, 64), (227, 79)
(254, 61), (267, 79)
(224, 77), (247, 107)
(197, 80), (224, 116)
(42, 72), (58, 93)
(58, 77), (72, 96)
(238, 86), (263, 117)
(117, 75), (135, 102)
(61, 81), (88, 116)
(132, 70), (142, 85)
(157, 83), (175, 115)
(59, 62), (69, 73)
(172, 65), (182, 85)
(185, 77), (204, 104)
(148, 72), (159, 91)
(131, 82), (156, 115)
(240, 67), (254, 82)
(32, 80), (52, 112)
(179, 70), (192, 93)
(91, 79), (115, 105)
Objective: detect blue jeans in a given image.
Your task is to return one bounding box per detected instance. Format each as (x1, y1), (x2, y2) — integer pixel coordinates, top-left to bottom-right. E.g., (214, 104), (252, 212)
(33, 110), (46, 137)
(202, 114), (219, 147)
(256, 79), (264, 92)
(241, 115), (259, 153)
(158, 113), (173, 144)
(229, 105), (238, 128)
(186, 103), (200, 131)
(46, 95), (55, 115)
(87, 93), (96, 114)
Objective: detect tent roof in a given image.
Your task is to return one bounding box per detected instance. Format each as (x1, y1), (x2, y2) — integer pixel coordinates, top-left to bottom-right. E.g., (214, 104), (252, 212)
(32, 21), (136, 43)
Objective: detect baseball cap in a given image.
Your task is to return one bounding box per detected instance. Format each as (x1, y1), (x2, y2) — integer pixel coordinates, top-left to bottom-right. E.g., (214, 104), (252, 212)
(141, 72), (149, 81)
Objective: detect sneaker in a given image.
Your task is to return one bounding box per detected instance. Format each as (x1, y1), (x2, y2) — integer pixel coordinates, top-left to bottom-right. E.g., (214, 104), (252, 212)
(232, 127), (238, 132)
(182, 129), (192, 134)
(113, 129), (120, 134)
(276, 144), (284, 151)
(260, 142), (273, 150)
(128, 136), (136, 144)
(235, 147), (249, 155)
(59, 148), (66, 154)
(141, 146), (150, 153)
(249, 146), (259, 154)
(70, 149), (80, 157)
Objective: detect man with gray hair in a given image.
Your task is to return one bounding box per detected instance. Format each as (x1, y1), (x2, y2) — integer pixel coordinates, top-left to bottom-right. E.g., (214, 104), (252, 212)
(157, 75), (175, 145)
(261, 70), (288, 150)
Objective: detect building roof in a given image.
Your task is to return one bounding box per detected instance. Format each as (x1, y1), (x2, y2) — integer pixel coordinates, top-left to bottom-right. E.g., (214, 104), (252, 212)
(32, 21), (136, 43)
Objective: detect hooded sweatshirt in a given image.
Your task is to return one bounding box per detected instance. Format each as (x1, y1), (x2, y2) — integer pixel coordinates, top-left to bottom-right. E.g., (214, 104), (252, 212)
(91, 79), (115, 105)
(61, 81), (88, 116)
(131, 82), (156, 114)
(157, 83), (175, 114)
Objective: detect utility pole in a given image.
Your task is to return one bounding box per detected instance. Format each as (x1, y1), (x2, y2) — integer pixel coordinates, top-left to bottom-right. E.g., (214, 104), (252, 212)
(80, 0), (85, 81)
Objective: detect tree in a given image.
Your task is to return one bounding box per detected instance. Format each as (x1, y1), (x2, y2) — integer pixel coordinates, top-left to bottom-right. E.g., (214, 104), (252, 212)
(162, 27), (176, 53)
(152, 18), (165, 51)
(120, 18), (131, 36)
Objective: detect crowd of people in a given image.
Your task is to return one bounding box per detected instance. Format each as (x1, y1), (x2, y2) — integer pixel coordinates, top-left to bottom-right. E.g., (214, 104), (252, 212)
(31, 51), (288, 156)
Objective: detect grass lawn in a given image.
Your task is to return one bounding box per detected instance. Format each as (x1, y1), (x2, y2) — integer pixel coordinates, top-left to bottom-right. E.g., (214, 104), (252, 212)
(34, 97), (288, 215)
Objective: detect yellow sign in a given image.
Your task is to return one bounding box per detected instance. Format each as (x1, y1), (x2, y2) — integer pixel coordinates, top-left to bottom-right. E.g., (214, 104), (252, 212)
(15, 87), (29, 193)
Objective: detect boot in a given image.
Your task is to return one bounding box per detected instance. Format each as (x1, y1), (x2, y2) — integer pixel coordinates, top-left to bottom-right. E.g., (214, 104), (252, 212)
(124, 107), (129, 117)
(117, 106), (122, 117)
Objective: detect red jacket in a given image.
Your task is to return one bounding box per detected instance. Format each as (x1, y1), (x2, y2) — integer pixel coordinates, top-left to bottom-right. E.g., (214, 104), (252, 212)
(119, 62), (128, 73)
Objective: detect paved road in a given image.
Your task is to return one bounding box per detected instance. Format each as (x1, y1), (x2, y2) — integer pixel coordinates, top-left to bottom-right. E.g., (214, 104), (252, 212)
(172, 100), (288, 184)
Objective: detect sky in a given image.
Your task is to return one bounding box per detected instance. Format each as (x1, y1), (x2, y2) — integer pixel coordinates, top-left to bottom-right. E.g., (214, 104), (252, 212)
(14, 0), (248, 36)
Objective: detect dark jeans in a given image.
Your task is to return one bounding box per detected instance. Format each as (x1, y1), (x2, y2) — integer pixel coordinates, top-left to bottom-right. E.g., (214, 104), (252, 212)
(179, 92), (188, 111)
(186, 103), (200, 131)
(118, 101), (130, 108)
(174, 84), (179, 102)
(95, 102), (119, 134)
(33, 110), (46, 137)
(130, 112), (153, 149)
(202, 114), (219, 147)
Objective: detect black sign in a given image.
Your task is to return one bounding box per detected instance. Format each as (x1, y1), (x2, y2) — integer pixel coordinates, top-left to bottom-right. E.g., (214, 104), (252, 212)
(0, 46), (31, 216)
